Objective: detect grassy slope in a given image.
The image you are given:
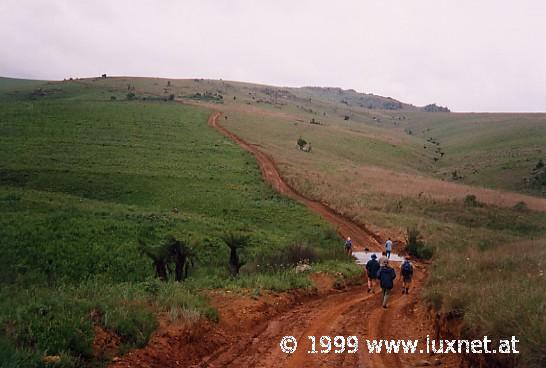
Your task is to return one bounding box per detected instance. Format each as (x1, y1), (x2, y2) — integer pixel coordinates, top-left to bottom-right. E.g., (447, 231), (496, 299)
(403, 111), (546, 193)
(0, 77), (46, 91)
(0, 79), (355, 366)
(186, 81), (545, 366)
(3, 76), (544, 366)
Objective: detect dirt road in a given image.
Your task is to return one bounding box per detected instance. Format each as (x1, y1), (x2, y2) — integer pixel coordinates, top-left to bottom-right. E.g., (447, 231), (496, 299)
(209, 112), (381, 251)
(202, 112), (458, 368)
(111, 112), (460, 368)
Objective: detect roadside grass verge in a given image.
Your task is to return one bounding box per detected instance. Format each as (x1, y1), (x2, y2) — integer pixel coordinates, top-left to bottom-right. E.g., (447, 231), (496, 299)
(424, 239), (546, 367)
(0, 280), (213, 366)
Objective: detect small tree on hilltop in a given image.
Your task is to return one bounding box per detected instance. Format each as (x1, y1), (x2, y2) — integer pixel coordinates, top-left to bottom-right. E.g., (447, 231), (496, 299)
(464, 194), (480, 207)
(297, 137), (307, 150)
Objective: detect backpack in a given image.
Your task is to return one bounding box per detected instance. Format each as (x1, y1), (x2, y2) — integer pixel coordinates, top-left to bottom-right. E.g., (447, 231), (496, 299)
(401, 261), (413, 276)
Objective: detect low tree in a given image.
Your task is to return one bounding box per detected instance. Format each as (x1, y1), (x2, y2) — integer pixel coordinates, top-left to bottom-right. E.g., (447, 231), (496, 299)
(405, 227), (433, 259)
(221, 231), (250, 276)
(138, 235), (194, 281)
(138, 238), (170, 281)
(297, 137), (307, 150)
(464, 194), (480, 207)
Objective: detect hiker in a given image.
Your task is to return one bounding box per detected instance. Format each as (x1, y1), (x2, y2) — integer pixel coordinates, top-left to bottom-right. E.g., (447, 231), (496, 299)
(365, 254), (380, 293)
(378, 251), (388, 268)
(344, 236), (353, 256)
(377, 261), (396, 308)
(385, 238), (393, 259)
(400, 256), (414, 294)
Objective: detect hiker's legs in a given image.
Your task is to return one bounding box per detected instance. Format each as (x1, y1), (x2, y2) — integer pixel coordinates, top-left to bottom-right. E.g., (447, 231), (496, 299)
(368, 277), (376, 292)
(404, 278), (412, 294)
(386, 250), (391, 259)
(382, 288), (391, 307)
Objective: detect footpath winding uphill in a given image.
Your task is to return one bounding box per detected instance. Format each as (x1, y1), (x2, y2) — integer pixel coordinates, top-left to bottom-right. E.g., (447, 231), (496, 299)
(208, 112), (380, 250)
(111, 113), (461, 368)
(201, 112), (459, 368)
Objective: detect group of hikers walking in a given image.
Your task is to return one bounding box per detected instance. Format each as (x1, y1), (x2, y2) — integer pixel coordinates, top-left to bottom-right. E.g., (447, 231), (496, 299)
(345, 236), (414, 309)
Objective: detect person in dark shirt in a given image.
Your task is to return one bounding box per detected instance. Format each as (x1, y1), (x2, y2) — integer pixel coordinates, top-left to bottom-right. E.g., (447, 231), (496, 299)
(365, 254), (380, 293)
(377, 262), (396, 308)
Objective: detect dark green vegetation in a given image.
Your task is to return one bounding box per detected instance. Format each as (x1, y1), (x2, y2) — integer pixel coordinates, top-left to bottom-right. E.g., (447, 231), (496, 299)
(0, 78), (355, 366)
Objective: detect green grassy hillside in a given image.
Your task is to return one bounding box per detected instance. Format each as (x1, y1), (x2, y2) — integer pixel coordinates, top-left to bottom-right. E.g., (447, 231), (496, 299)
(2, 76), (544, 366)
(402, 111), (546, 193)
(64, 75), (545, 196)
(0, 79), (355, 367)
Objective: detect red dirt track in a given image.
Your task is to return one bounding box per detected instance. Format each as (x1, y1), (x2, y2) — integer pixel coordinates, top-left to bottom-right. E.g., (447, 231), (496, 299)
(209, 112), (381, 251)
(110, 112), (461, 368)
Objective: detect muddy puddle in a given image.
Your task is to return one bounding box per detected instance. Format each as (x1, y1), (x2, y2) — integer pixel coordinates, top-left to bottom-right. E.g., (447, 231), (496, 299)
(352, 251), (404, 265)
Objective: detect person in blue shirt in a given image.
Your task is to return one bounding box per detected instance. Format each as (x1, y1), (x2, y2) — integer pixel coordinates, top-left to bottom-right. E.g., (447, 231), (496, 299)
(344, 236), (353, 256)
(377, 262), (396, 308)
(385, 238), (393, 259)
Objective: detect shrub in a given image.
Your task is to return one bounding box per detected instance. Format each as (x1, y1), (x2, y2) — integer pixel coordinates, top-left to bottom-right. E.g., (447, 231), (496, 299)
(405, 227), (433, 259)
(297, 137), (307, 150)
(110, 96), (117, 101)
(285, 243), (318, 264)
(463, 194), (480, 207)
(513, 201), (528, 212)
(103, 303), (157, 350)
(138, 235), (194, 282)
(221, 231), (251, 276)
(264, 243), (319, 266)
(424, 103), (450, 112)
(126, 92), (136, 100)
(168, 94), (175, 101)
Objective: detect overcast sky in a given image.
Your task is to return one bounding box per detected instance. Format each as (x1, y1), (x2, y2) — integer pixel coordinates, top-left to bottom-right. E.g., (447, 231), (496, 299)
(1, 0), (545, 112)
